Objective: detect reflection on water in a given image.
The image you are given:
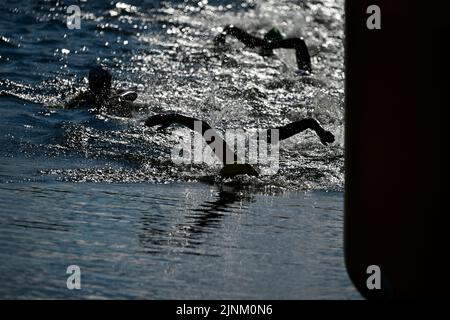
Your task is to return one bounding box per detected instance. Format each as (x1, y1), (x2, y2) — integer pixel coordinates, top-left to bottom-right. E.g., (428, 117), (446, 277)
(139, 185), (256, 253)
(0, 182), (360, 299)
(187, 187), (255, 231)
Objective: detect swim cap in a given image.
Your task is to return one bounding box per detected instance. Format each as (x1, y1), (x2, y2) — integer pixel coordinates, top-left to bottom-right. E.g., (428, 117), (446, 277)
(88, 65), (112, 93)
(263, 27), (284, 42)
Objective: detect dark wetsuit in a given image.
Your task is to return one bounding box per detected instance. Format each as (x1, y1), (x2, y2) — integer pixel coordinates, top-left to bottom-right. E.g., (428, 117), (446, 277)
(145, 113), (334, 177)
(214, 25), (312, 72)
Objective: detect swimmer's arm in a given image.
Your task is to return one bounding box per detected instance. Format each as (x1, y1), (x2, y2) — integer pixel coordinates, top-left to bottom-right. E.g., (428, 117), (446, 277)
(267, 118), (335, 145)
(268, 38), (312, 72)
(214, 25), (266, 48)
(146, 113), (213, 133)
(215, 26), (312, 72)
(145, 113), (238, 164)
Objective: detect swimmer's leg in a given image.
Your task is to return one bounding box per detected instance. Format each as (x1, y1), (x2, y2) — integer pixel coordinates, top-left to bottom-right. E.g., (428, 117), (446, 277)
(214, 25), (266, 48)
(267, 38), (312, 72)
(267, 118), (334, 145)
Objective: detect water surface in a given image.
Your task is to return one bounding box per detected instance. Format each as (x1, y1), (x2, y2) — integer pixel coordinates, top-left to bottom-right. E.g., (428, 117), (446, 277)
(0, 0), (359, 299)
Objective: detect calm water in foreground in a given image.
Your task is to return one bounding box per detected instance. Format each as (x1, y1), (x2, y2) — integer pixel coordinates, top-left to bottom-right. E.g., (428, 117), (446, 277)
(0, 181), (358, 299)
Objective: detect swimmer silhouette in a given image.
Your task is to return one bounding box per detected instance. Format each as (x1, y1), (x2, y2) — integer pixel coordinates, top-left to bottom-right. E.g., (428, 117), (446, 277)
(65, 65), (138, 117)
(214, 25), (312, 73)
(145, 113), (334, 178)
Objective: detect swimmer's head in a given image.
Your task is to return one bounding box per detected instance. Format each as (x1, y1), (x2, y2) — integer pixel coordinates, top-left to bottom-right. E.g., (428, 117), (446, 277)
(88, 66), (112, 95)
(261, 27), (284, 56)
(263, 27), (284, 42)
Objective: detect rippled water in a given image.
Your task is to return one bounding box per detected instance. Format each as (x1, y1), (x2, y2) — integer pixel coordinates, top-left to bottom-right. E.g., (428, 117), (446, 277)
(0, 0), (359, 299)
(0, 182), (356, 299)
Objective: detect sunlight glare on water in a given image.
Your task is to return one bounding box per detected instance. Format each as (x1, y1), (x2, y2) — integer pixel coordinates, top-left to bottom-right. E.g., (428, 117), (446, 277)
(0, 0), (359, 299)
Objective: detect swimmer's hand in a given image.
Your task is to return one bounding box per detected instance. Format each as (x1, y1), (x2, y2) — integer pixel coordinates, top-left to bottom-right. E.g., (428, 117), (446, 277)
(319, 130), (335, 146)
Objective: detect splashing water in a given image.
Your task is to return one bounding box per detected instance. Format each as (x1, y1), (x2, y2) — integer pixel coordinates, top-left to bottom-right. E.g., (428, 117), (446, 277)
(1, 0), (345, 191)
(0, 0), (359, 299)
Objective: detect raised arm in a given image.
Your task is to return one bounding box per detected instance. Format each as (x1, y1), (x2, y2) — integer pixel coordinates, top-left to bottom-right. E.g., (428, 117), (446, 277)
(145, 113), (239, 164)
(267, 118), (335, 145)
(214, 25), (312, 72)
(266, 38), (312, 72)
(145, 114), (333, 178)
(214, 25), (266, 48)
